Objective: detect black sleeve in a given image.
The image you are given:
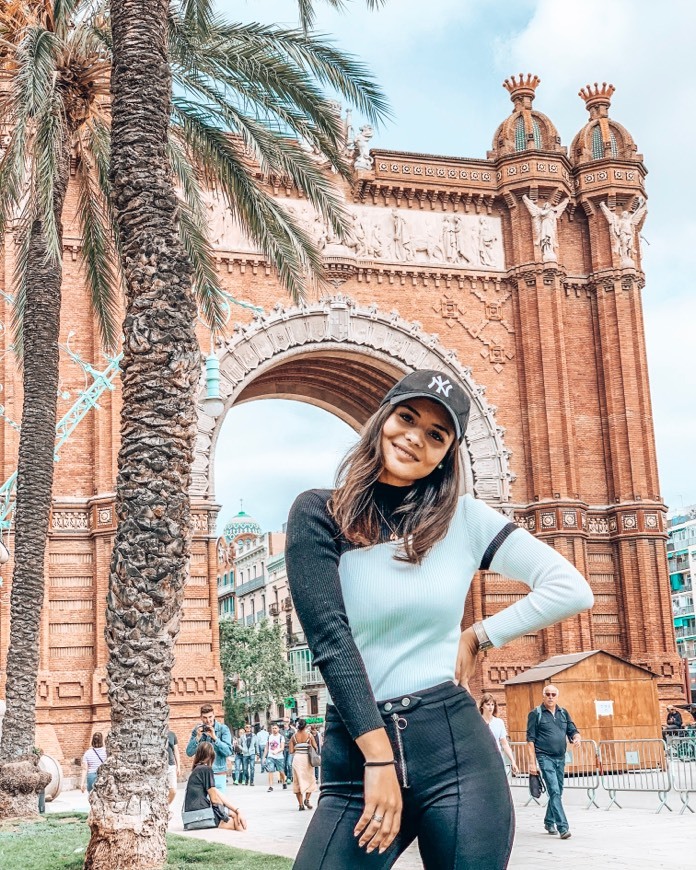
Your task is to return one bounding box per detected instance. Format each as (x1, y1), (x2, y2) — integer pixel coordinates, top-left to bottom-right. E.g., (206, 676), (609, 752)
(286, 490), (384, 742)
(525, 709), (537, 743)
(204, 766), (215, 792)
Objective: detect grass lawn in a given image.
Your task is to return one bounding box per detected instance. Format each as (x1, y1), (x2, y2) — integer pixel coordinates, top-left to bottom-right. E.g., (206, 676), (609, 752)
(0, 813), (293, 869)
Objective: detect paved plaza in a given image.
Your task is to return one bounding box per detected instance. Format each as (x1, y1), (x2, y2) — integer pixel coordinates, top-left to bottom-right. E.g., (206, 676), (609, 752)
(48, 778), (695, 869)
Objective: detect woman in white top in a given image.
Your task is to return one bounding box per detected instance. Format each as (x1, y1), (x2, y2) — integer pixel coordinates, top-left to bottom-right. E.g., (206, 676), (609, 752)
(479, 693), (519, 775)
(81, 731), (107, 793)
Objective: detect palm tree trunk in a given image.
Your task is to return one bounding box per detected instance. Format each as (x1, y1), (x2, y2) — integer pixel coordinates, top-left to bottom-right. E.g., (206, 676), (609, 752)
(0, 135), (70, 818)
(84, 1), (200, 867)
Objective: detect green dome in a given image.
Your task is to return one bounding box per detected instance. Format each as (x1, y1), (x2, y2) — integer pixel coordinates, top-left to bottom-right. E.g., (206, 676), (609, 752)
(223, 510), (262, 542)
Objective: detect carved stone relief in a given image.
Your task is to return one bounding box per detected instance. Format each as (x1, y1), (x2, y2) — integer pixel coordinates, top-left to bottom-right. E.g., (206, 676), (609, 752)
(199, 192), (506, 272)
(434, 284), (514, 373)
(193, 296), (514, 506)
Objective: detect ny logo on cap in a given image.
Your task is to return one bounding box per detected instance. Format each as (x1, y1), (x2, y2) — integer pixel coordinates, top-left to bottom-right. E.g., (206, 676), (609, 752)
(428, 375), (453, 397)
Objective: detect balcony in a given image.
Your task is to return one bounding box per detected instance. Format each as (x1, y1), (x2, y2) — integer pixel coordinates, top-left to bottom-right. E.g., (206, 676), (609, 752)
(282, 596), (293, 612)
(678, 639), (696, 659)
(289, 646), (323, 687)
(672, 579), (693, 594)
(673, 604), (695, 618)
(269, 603), (279, 617)
(235, 574), (266, 597)
(675, 625), (696, 640)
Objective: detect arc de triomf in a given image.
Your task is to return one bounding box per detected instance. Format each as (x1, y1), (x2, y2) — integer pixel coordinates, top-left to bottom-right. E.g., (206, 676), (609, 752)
(0, 75), (685, 771)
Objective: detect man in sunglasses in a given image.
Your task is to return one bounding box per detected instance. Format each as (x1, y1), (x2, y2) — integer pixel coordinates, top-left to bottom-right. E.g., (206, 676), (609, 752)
(526, 685), (581, 839)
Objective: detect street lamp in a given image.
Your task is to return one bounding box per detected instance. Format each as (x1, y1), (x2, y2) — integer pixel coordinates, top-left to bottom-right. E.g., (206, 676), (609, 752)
(202, 352), (225, 419)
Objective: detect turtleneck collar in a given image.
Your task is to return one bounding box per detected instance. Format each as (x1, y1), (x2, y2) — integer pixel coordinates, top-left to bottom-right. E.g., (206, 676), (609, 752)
(373, 480), (414, 510)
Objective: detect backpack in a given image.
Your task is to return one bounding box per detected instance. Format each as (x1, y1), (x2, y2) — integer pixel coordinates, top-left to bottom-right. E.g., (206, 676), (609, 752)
(535, 704), (568, 728)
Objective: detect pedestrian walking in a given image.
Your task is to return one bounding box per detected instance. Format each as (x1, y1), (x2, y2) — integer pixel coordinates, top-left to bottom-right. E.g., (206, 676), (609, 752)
(286, 368), (593, 868)
(282, 717), (296, 783)
(183, 742), (247, 831)
(80, 732), (106, 794)
(185, 703), (233, 795)
(239, 723), (258, 785)
(166, 729), (181, 804)
(526, 684), (581, 839)
(264, 723), (287, 791)
(290, 718), (319, 811)
(309, 724), (322, 783)
(479, 693), (519, 775)
(255, 723), (269, 765)
(233, 727), (246, 785)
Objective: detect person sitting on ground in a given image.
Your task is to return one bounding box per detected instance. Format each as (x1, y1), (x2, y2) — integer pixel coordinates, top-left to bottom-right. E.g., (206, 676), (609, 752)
(81, 732), (107, 793)
(479, 693), (519, 775)
(666, 705), (683, 731)
(183, 742), (247, 831)
(289, 719), (318, 811)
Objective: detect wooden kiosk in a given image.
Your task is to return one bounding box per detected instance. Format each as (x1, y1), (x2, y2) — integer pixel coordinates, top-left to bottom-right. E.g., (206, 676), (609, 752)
(503, 650), (662, 744)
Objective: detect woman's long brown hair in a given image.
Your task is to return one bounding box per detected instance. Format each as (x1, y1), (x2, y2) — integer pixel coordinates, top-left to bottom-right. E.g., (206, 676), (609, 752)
(329, 403), (461, 564)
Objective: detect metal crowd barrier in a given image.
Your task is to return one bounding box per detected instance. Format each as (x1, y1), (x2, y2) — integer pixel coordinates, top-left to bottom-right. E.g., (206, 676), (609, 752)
(666, 736), (696, 814)
(507, 742), (544, 806)
(598, 739), (672, 813)
(507, 741), (600, 808)
(560, 740), (601, 809)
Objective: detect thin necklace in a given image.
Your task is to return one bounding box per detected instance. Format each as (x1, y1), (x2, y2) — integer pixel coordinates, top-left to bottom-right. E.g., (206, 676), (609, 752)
(374, 503), (401, 542)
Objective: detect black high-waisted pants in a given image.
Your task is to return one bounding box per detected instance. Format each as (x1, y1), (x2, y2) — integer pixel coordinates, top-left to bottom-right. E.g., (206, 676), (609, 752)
(293, 681), (514, 869)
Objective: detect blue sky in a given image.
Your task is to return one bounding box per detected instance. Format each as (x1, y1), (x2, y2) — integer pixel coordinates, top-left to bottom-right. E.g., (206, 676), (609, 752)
(213, 0), (696, 532)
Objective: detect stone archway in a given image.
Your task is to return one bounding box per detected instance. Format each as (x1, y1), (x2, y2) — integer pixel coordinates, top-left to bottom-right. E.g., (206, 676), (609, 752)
(192, 294), (514, 507)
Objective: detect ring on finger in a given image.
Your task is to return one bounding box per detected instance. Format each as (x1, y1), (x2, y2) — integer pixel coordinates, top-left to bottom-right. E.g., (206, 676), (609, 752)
(371, 814), (384, 823)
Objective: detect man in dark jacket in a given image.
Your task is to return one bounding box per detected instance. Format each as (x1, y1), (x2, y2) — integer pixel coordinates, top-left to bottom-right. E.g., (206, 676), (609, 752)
(526, 685), (580, 839)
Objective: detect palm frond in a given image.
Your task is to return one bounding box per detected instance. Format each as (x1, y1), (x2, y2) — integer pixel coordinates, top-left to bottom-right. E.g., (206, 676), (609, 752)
(170, 19), (390, 128)
(10, 205), (34, 362)
(295, 0), (387, 35)
(168, 132), (226, 333)
(74, 133), (120, 351)
(174, 97), (351, 242)
(175, 108), (326, 303)
(179, 0), (214, 34)
(33, 91), (68, 265)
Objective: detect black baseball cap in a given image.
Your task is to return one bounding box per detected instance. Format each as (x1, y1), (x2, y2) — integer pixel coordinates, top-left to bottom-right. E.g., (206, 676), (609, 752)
(380, 370), (470, 442)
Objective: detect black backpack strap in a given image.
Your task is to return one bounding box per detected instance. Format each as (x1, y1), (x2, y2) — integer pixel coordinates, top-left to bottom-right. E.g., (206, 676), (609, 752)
(479, 522), (518, 570)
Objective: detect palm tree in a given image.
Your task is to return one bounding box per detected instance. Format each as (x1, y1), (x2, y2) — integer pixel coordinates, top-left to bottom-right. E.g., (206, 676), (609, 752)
(0, 0), (385, 826)
(78, 1), (386, 865)
(0, 3), (119, 804)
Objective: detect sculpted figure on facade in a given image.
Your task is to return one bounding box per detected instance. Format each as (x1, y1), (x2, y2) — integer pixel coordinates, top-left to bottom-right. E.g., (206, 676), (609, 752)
(477, 217), (497, 267)
(353, 124), (374, 170)
(600, 197), (647, 267)
(522, 195), (569, 262)
(391, 208), (412, 261)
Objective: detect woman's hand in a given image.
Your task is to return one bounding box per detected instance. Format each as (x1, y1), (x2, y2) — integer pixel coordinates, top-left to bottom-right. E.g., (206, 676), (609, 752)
(231, 808), (247, 830)
(511, 761), (520, 776)
(354, 764), (402, 855)
(454, 626), (480, 691)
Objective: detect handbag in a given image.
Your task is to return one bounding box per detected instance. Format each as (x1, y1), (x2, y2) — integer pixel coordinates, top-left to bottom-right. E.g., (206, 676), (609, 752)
(182, 806), (216, 830)
(308, 741), (321, 768)
(529, 772), (546, 800)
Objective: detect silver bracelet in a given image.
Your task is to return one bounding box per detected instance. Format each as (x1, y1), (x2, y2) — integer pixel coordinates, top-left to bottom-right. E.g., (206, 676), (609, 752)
(472, 621), (493, 651)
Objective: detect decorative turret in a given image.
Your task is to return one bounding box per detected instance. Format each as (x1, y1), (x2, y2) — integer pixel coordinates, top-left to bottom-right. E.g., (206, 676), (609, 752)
(571, 82), (641, 165)
(488, 73), (564, 158)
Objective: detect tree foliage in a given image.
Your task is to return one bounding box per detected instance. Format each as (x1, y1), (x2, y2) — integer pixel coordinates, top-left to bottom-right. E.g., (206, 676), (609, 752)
(220, 617), (299, 716)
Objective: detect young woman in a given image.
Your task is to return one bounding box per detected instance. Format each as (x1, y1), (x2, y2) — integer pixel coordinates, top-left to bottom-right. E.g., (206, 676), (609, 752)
(289, 719), (319, 811)
(286, 369), (593, 869)
(80, 732), (106, 793)
(183, 742), (247, 831)
(479, 693), (519, 775)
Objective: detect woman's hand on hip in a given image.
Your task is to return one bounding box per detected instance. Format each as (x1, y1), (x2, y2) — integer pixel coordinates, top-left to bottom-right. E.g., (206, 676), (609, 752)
(354, 764), (402, 854)
(454, 626), (480, 691)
